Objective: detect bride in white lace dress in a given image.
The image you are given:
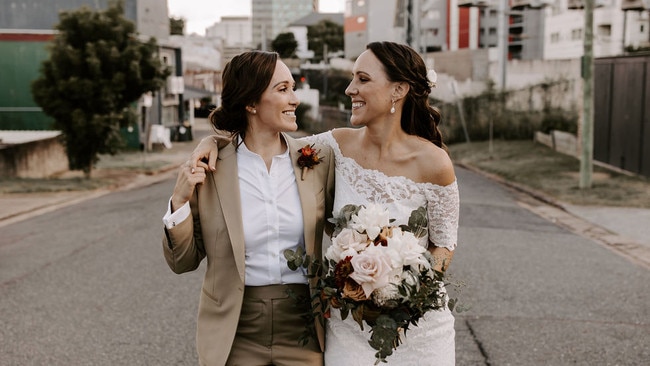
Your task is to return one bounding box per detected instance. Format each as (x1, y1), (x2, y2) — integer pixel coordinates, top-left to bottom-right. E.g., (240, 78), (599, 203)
(303, 129), (458, 366)
(190, 41), (459, 365)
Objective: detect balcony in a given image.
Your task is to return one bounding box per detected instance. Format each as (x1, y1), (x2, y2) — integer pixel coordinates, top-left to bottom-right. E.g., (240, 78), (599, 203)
(621, 0), (650, 10)
(511, 0), (553, 9)
(568, 0), (608, 9)
(457, 0), (492, 8)
(511, 0), (533, 9)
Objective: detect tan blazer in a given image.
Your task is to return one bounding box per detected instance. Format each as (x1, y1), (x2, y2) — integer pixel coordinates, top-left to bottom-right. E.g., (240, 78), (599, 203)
(163, 133), (335, 366)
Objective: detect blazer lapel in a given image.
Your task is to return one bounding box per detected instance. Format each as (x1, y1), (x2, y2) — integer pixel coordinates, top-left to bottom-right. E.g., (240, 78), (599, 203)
(285, 133), (317, 257)
(213, 142), (246, 283)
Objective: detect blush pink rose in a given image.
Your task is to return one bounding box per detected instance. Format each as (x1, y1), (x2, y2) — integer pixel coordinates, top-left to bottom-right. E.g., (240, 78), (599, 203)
(349, 245), (393, 298)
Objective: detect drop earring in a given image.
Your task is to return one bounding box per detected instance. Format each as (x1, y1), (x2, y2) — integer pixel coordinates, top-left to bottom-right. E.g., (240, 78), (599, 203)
(390, 99), (396, 114)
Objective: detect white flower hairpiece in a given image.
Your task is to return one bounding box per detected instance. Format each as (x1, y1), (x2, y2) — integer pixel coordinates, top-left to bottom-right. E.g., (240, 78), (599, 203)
(427, 69), (437, 88)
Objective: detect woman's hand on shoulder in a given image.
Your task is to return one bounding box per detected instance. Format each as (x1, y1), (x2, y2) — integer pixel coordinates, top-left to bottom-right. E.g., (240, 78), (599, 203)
(190, 133), (232, 171)
(171, 160), (209, 212)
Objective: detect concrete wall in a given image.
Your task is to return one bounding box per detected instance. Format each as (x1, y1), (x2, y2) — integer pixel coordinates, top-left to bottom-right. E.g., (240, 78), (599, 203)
(427, 48), (582, 107)
(0, 136), (68, 178)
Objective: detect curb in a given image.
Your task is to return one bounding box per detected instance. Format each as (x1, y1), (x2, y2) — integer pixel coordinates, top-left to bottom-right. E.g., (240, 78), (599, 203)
(0, 162), (180, 229)
(455, 162), (567, 212)
(455, 162), (650, 270)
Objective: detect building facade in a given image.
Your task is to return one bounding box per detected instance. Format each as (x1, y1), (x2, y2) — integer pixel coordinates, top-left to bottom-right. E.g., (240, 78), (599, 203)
(0, 0), (182, 148)
(206, 16), (253, 47)
(343, 0), (480, 59)
(455, 0), (649, 60)
(252, 0), (317, 50)
(289, 12), (344, 60)
(206, 16), (253, 63)
(544, 0), (650, 60)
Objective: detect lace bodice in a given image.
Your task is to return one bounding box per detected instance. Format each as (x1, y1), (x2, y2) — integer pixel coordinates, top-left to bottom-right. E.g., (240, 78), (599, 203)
(303, 130), (459, 251)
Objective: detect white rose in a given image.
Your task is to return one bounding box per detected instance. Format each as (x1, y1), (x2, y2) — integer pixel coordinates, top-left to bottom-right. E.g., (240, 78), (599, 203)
(390, 229), (430, 270)
(324, 244), (342, 262)
(332, 228), (369, 253)
(349, 245), (393, 298)
(325, 245), (358, 263)
(350, 204), (390, 240)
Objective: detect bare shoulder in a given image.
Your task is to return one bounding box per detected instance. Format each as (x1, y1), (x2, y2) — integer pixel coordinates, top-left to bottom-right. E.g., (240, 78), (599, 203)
(331, 127), (363, 156)
(331, 127), (361, 144)
(416, 141), (456, 186)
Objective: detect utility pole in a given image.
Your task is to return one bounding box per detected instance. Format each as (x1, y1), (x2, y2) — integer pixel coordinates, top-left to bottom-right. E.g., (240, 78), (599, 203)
(497, 0), (507, 90)
(323, 43), (328, 101)
(412, 0), (421, 53)
(579, 0), (594, 189)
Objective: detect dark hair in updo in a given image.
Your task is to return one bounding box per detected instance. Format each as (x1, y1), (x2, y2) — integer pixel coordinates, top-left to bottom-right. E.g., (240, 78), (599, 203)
(208, 50), (278, 141)
(366, 41), (446, 150)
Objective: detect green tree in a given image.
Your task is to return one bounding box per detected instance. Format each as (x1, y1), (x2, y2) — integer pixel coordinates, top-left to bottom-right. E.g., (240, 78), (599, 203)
(31, 0), (169, 178)
(307, 20), (343, 62)
(272, 32), (298, 58)
(170, 16), (185, 35)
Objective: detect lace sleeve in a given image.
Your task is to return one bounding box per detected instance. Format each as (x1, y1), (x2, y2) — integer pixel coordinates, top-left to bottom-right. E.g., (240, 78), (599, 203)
(424, 181), (459, 251)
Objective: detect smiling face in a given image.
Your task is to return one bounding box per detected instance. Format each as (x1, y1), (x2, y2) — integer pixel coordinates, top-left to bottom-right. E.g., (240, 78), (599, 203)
(252, 60), (300, 133)
(344, 49), (395, 127)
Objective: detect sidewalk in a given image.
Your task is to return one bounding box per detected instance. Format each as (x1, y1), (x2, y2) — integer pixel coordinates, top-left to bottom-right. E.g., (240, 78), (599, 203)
(1, 123), (649, 269)
(0, 119), (214, 228)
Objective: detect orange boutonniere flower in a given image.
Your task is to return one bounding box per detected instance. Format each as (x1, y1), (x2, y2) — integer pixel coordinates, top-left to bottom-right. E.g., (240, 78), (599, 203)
(297, 144), (323, 180)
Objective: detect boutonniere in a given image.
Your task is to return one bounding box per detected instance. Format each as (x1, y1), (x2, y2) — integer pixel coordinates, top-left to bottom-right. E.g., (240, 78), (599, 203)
(296, 144), (323, 181)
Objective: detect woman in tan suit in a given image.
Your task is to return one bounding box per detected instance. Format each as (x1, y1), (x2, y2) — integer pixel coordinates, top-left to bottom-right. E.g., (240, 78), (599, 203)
(162, 51), (334, 366)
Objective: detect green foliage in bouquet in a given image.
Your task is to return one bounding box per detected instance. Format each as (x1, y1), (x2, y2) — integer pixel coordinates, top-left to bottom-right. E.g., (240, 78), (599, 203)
(285, 204), (465, 364)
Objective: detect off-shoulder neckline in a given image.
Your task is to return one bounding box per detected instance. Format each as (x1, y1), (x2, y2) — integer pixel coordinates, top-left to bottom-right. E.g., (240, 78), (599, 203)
(323, 129), (458, 190)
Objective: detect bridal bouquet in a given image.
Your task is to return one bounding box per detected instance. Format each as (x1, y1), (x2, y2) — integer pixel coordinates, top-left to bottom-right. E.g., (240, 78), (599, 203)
(285, 203), (453, 364)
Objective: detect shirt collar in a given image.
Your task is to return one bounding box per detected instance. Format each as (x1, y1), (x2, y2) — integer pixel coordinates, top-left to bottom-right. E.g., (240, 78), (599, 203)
(237, 135), (290, 159)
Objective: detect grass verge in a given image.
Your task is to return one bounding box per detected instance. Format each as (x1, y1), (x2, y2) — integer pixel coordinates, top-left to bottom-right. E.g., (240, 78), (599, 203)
(449, 140), (650, 208)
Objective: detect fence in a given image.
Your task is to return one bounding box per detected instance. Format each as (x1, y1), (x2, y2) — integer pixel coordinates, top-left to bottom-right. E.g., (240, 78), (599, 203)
(594, 54), (650, 178)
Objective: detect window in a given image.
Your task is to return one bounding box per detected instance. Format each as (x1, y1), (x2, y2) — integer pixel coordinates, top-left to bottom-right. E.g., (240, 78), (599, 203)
(571, 28), (583, 40)
(551, 32), (560, 43)
(597, 24), (611, 37)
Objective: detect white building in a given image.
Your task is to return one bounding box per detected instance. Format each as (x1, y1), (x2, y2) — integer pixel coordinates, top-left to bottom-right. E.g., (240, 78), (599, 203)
(252, 0), (316, 50)
(544, 0), (650, 59)
(206, 16), (253, 48)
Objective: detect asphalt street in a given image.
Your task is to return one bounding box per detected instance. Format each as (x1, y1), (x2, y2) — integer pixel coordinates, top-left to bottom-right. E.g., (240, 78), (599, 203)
(0, 165), (648, 365)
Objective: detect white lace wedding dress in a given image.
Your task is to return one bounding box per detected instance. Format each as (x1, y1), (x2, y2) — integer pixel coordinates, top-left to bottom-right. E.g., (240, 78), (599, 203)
(304, 131), (459, 366)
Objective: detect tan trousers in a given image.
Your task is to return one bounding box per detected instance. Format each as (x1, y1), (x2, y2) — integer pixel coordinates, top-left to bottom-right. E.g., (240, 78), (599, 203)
(226, 284), (323, 366)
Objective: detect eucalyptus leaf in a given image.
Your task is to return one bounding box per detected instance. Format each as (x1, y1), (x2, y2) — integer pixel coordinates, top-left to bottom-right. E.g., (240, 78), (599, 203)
(352, 305), (365, 330)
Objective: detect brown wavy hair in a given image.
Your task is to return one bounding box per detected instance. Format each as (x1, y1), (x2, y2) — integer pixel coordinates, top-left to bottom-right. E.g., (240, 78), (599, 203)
(366, 42), (446, 150)
(208, 51), (279, 142)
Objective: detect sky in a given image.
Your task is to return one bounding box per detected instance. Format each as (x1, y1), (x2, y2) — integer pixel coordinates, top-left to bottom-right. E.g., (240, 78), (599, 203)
(167, 0), (346, 36)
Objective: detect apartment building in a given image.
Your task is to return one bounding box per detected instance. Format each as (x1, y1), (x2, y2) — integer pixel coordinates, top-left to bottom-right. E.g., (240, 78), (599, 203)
(206, 16), (253, 63)
(461, 0), (649, 60)
(252, 0), (317, 50)
(544, 0), (649, 59)
(344, 0), (481, 59)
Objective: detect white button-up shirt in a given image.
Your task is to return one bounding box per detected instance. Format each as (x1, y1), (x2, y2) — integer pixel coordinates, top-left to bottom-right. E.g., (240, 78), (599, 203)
(163, 140), (306, 286)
